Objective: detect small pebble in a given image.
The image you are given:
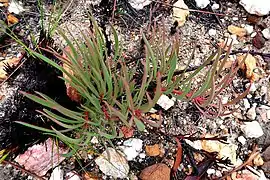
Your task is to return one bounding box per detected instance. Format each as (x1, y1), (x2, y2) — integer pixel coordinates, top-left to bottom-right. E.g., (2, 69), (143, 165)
(208, 29), (217, 36)
(253, 32), (265, 49)
(246, 105), (257, 120)
(95, 148), (129, 178)
(243, 98), (250, 109)
(195, 0), (210, 8)
(230, 34), (239, 44)
(139, 153), (146, 159)
(246, 83), (256, 92)
(267, 110), (270, 120)
(157, 95), (174, 110)
(220, 124), (225, 130)
(239, 0), (270, 16)
(49, 167), (63, 180)
(221, 96), (229, 104)
(118, 138), (143, 161)
(184, 139), (202, 150)
(244, 24), (254, 35)
(215, 170), (222, 177)
(262, 28), (270, 39)
(129, 0), (151, 10)
(90, 137), (99, 144)
(251, 32), (257, 38)
(260, 86), (268, 96)
(241, 121), (264, 138)
(237, 136), (246, 145)
(207, 168), (215, 175)
(247, 94), (252, 99)
(212, 3), (219, 10)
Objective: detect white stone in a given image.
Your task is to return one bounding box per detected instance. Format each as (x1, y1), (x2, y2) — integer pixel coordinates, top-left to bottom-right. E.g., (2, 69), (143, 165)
(212, 3), (220, 10)
(207, 168), (215, 175)
(247, 83), (256, 92)
(85, 0), (102, 6)
(220, 124), (226, 130)
(195, 0), (210, 8)
(8, 0), (25, 14)
(66, 172), (80, 180)
(157, 94), (175, 110)
(222, 96), (229, 104)
(251, 32), (257, 38)
(173, 0), (190, 27)
(215, 170), (222, 177)
(95, 148), (129, 178)
(247, 94), (252, 99)
(239, 0), (270, 16)
(232, 17), (239, 21)
(118, 138), (143, 161)
(139, 153), (146, 159)
(241, 121), (264, 138)
(184, 139), (202, 150)
(49, 167), (63, 180)
(244, 24), (254, 35)
(243, 98), (250, 109)
(262, 28), (270, 40)
(260, 86), (268, 96)
(129, 0), (151, 10)
(260, 105), (270, 110)
(237, 136), (246, 145)
(259, 170), (267, 180)
(90, 136), (99, 144)
(267, 110), (270, 120)
(230, 34), (239, 45)
(246, 105), (257, 120)
(208, 29), (217, 36)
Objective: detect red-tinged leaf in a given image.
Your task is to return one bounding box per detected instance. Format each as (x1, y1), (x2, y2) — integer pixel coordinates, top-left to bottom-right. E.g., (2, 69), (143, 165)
(224, 82), (252, 106)
(121, 126), (134, 138)
(172, 138), (183, 173)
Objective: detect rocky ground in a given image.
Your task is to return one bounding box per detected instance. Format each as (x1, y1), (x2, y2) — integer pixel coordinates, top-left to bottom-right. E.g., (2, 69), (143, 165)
(1, 0), (270, 180)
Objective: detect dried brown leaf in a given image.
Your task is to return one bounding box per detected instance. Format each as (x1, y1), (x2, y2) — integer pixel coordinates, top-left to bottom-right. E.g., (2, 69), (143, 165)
(62, 46), (81, 102)
(0, 57), (20, 80)
(7, 14), (18, 25)
(228, 25), (247, 37)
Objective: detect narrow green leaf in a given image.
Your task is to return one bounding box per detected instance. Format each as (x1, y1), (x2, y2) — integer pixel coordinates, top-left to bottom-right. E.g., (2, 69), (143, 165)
(134, 117), (145, 131)
(15, 121), (55, 133)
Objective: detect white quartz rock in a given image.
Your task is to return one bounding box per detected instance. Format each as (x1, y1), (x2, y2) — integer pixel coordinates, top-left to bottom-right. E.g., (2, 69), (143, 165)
(129, 0), (151, 10)
(239, 0), (270, 16)
(95, 148), (129, 178)
(262, 28), (270, 40)
(157, 94), (175, 110)
(118, 138), (143, 161)
(49, 167), (63, 180)
(8, 0), (25, 14)
(241, 121), (264, 138)
(195, 0), (210, 8)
